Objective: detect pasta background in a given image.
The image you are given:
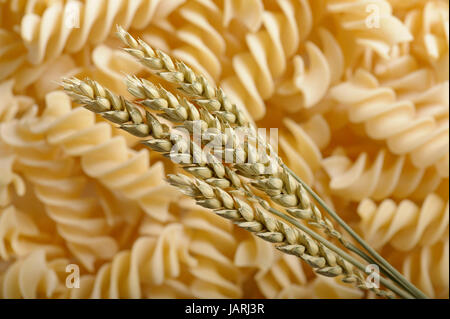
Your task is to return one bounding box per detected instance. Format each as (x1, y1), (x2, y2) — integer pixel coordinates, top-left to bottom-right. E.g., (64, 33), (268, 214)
(0, 0), (448, 299)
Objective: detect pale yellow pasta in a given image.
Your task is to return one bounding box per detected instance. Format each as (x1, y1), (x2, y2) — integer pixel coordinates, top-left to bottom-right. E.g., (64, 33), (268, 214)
(1, 114), (121, 271)
(0, 0), (448, 300)
(323, 148), (445, 201)
(0, 30), (27, 82)
(28, 90), (176, 223)
(222, 0), (264, 32)
(90, 45), (144, 96)
(357, 193), (449, 251)
(168, 0), (226, 85)
(220, 0), (315, 119)
(0, 250), (70, 299)
(18, 0), (185, 65)
(71, 202), (242, 299)
(309, 277), (365, 299)
(402, 0), (449, 64)
(276, 277), (364, 299)
(70, 224), (195, 298)
(254, 254), (307, 299)
(177, 201), (242, 298)
(401, 238), (449, 298)
(327, 0), (413, 59)
(331, 69), (449, 176)
(280, 115), (330, 185)
(0, 151), (25, 207)
(0, 205), (65, 260)
(276, 28), (344, 112)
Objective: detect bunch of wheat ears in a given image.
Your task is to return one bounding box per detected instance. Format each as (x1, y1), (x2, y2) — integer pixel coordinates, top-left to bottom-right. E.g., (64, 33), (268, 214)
(60, 26), (428, 299)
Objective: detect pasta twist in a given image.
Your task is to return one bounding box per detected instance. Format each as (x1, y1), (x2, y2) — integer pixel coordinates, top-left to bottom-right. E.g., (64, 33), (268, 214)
(70, 201), (243, 299)
(403, 0), (449, 64)
(280, 115), (330, 185)
(0, 205), (65, 260)
(18, 0), (185, 65)
(372, 53), (448, 124)
(70, 223), (196, 298)
(275, 28), (345, 112)
(401, 238), (449, 298)
(254, 253), (308, 298)
(0, 250), (70, 299)
(323, 148), (445, 201)
(0, 150), (26, 207)
(285, 277), (364, 299)
(357, 193), (449, 251)
(28, 90), (176, 223)
(0, 30), (27, 82)
(331, 69), (449, 177)
(1, 115), (121, 271)
(327, 0), (413, 58)
(166, 0), (226, 85)
(234, 233), (308, 299)
(220, 0), (315, 119)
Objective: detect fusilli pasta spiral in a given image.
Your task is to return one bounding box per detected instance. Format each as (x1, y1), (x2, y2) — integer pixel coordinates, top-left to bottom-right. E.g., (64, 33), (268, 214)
(357, 193), (449, 251)
(322, 148), (445, 201)
(0, 250), (70, 298)
(331, 69), (449, 177)
(401, 238), (449, 298)
(19, 0), (185, 65)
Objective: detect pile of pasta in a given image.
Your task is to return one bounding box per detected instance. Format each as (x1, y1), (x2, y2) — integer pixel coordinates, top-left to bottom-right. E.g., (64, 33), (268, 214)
(0, 0), (448, 299)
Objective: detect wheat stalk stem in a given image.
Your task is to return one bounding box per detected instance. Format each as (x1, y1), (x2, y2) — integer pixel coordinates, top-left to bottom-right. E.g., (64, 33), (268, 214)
(62, 77), (402, 298)
(60, 28), (428, 298)
(167, 174), (405, 299)
(116, 29), (427, 298)
(280, 163), (429, 299)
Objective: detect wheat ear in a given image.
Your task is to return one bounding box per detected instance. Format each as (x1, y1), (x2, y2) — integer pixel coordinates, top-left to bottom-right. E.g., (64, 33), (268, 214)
(61, 77), (248, 187)
(125, 74), (346, 249)
(166, 173), (394, 298)
(118, 34), (425, 300)
(62, 77), (401, 298)
(116, 26), (249, 128)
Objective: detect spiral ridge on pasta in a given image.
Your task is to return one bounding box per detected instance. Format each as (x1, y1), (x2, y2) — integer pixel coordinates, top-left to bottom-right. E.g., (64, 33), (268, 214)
(234, 232), (309, 299)
(280, 114), (330, 185)
(0, 205), (65, 260)
(254, 253), (307, 299)
(0, 249), (70, 298)
(0, 30), (27, 82)
(276, 27), (345, 112)
(327, 0), (413, 58)
(17, 0), (185, 65)
(27, 90), (176, 223)
(167, 0), (226, 85)
(402, 0), (449, 65)
(220, 0), (315, 119)
(70, 223), (195, 298)
(0, 149), (26, 207)
(401, 238), (449, 298)
(331, 69), (449, 177)
(357, 193), (449, 251)
(1, 113), (121, 271)
(70, 202), (242, 299)
(323, 148), (445, 202)
(176, 202), (242, 298)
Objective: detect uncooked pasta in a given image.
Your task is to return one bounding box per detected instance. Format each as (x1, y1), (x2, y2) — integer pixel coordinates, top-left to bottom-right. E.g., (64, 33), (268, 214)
(0, 0), (448, 300)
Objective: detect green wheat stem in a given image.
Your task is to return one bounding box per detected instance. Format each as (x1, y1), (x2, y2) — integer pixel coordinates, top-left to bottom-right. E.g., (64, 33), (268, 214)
(263, 203), (414, 299)
(281, 163), (428, 299)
